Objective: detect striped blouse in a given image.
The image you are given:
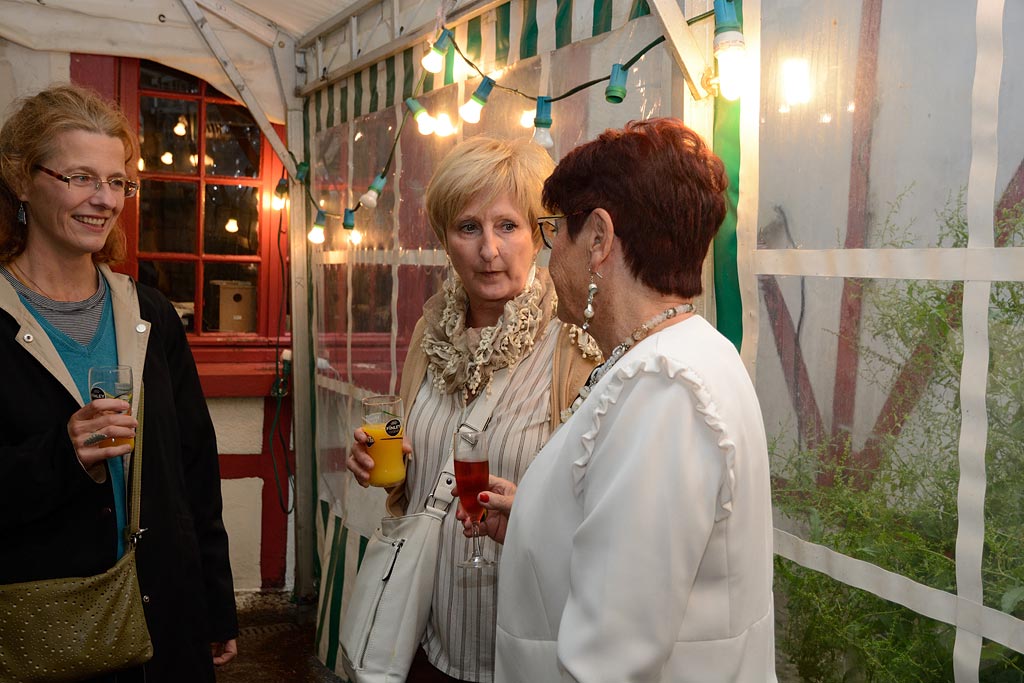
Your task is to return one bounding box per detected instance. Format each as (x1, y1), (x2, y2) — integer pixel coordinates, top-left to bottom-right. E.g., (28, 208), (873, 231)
(404, 318), (561, 682)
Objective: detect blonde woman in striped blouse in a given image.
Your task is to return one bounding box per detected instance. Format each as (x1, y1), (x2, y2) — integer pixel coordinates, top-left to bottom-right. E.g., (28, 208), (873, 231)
(346, 136), (599, 682)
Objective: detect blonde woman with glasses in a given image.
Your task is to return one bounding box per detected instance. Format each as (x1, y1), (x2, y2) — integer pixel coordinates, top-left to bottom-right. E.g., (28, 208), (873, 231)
(0, 84), (238, 682)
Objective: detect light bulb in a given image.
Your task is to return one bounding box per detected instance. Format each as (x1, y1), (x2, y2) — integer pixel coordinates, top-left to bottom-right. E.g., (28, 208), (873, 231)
(714, 40), (746, 101)
(271, 195), (286, 211)
(532, 127), (554, 149)
(416, 112), (436, 135)
(307, 226), (325, 244)
(348, 229), (363, 246)
(173, 118), (187, 136)
(459, 77), (495, 124)
(160, 152), (173, 165)
(520, 109), (535, 128)
(421, 28), (453, 74)
(434, 113), (456, 137)
(459, 99), (483, 124)
(532, 96), (554, 149)
(405, 98), (436, 135)
(359, 174), (387, 209)
(225, 218), (239, 233)
(137, 158), (145, 172)
(188, 154), (198, 166)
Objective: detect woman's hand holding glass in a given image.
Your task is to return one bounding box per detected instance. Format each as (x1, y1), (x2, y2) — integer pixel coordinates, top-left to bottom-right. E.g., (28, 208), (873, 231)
(67, 398), (137, 468)
(346, 428), (413, 488)
(455, 474), (516, 545)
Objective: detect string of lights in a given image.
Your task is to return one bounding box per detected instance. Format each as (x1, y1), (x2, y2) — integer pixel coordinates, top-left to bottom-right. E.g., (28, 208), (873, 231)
(277, 3), (738, 244)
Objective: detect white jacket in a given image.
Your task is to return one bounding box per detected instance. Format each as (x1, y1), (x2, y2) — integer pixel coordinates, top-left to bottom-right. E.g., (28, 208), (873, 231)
(495, 316), (777, 682)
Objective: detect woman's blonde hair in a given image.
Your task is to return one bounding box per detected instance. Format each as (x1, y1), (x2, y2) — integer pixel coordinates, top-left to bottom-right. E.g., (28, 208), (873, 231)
(0, 84), (139, 264)
(425, 136), (554, 248)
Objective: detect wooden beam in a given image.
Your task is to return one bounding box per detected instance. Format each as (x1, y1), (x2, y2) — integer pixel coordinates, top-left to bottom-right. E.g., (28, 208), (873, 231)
(646, 0), (712, 100)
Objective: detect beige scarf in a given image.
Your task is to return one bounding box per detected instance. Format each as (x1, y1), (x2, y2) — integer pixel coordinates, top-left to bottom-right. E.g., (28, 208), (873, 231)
(421, 265), (558, 398)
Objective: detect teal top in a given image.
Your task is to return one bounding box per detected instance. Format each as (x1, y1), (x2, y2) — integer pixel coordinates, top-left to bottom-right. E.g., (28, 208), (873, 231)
(18, 276), (127, 559)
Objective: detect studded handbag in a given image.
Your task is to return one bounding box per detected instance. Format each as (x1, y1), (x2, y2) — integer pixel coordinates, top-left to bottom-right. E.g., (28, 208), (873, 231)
(0, 391), (154, 682)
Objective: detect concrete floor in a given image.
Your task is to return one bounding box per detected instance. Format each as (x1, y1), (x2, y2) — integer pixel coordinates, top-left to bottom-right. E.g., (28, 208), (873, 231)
(215, 592), (342, 683)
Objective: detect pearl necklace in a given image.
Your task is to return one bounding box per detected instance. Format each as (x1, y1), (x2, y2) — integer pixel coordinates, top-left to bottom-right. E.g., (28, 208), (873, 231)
(560, 303), (695, 422)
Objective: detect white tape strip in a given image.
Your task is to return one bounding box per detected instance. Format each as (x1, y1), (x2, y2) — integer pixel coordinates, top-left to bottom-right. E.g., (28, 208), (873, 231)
(753, 247), (1024, 282)
(774, 530), (1024, 654)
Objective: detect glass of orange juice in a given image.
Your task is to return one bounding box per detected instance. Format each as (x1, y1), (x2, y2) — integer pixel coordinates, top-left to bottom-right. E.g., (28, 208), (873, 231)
(361, 395), (405, 487)
(88, 365), (134, 449)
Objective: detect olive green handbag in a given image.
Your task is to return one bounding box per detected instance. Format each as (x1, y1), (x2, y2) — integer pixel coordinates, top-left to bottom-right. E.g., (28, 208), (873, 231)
(0, 391), (154, 682)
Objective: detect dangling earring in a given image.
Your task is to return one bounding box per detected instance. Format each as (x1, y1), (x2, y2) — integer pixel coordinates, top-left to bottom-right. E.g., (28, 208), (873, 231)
(581, 270), (602, 331)
(17, 202), (27, 226)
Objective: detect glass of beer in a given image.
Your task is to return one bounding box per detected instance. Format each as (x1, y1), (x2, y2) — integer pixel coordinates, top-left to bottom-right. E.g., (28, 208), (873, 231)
(88, 365), (134, 449)
(453, 428), (494, 569)
(361, 395), (405, 487)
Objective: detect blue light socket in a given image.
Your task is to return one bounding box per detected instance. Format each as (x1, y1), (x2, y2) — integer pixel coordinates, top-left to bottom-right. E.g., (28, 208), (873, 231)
(533, 96), (553, 128)
(472, 77), (495, 105)
(405, 97), (426, 115)
(274, 177), (288, 197)
(713, 0), (741, 34)
(605, 64), (627, 104)
(313, 209), (327, 228)
(295, 162), (310, 182)
(343, 208), (356, 229)
(368, 174), (386, 194)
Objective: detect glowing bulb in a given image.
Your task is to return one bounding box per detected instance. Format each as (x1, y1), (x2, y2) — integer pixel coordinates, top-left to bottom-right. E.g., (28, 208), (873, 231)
(271, 195), (286, 211)
(173, 118), (187, 136)
(434, 113), (456, 137)
(307, 226), (325, 244)
(137, 158), (145, 172)
(782, 58), (811, 105)
(459, 77), (495, 124)
(819, 113), (833, 124)
(714, 41), (746, 101)
(421, 28), (453, 74)
(520, 110), (535, 128)
(160, 152), (173, 165)
(405, 98), (436, 135)
(348, 229), (363, 246)
(459, 99), (483, 124)
(224, 218), (239, 233)
(189, 154), (199, 166)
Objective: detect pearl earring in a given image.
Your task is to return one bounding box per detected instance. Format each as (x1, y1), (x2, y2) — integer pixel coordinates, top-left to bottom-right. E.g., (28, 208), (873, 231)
(582, 270), (601, 331)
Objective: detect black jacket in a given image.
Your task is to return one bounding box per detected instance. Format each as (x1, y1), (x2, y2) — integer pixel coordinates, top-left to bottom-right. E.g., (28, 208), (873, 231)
(0, 266), (238, 682)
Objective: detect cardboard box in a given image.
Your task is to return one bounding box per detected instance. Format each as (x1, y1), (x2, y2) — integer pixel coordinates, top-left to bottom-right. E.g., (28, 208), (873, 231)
(213, 280), (256, 332)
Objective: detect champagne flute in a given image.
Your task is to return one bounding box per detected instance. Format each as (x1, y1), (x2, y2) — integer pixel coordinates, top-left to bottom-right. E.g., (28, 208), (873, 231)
(453, 428), (494, 569)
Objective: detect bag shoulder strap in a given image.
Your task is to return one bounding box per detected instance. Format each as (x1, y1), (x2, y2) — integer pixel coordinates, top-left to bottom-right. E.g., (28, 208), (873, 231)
(127, 386), (144, 543)
(426, 367), (512, 512)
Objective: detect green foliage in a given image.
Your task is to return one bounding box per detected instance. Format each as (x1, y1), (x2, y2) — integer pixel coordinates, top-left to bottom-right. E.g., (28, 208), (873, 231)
(772, 193), (1024, 681)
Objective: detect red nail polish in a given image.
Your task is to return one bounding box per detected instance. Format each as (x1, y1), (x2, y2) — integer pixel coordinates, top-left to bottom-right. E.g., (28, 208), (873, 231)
(480, 492), (489, 503)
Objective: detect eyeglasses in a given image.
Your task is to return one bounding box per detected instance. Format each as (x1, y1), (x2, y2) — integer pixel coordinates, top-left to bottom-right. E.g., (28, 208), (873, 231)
(537, 210), (592, 249)
(34, 165), (139, 198)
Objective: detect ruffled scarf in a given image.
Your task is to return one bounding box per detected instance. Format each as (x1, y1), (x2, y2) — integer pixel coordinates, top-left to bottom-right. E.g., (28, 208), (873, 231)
(421, 266), (558, 398)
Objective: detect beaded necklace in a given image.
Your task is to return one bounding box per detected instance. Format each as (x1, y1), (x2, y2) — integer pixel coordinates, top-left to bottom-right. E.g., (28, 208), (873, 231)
(560, 302), (695, 422)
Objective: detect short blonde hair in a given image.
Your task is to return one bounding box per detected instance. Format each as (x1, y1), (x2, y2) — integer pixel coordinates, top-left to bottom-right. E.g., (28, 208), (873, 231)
(425, 136), (554, 248)
(0, 84), (139, 264)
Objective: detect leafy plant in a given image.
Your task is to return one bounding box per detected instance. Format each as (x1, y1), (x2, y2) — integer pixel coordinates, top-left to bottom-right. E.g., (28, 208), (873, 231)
(771, 192), (1024, 682)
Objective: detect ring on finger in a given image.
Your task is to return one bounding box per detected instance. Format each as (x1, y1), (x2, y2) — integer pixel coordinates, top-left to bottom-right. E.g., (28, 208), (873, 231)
(84, 432), (109, 447)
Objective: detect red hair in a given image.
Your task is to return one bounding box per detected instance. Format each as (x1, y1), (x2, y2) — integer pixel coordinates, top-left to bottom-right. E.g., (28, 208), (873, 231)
(543, 118), (727, 298)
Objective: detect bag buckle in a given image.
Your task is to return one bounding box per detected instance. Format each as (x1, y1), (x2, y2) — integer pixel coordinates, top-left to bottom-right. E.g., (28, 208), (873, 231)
(125, 527), (148, 546)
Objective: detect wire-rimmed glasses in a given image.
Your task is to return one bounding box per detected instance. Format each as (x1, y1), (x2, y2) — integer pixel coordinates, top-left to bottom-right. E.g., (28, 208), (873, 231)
(34, 164), (139, 198)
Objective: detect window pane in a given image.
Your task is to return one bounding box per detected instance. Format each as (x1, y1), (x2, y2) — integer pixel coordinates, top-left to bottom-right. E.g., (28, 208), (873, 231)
(140, 97), (198, 175)
(139, 180), (198, 253)
(139, 260), (196, 332)
(204, 263), (259, 333)
(204, 184), (259, 255)
(139, 61), (199, 94)
(205, 103), (260, 178)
